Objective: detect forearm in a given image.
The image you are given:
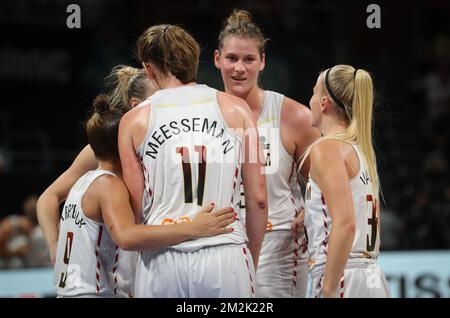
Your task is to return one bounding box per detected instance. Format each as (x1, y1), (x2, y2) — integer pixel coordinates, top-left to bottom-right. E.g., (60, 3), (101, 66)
(245, 201), (267, 270)
(128, 187), (144, 222)
(37, 192), (61, 250)
(115, 223), (196, 251)
(322, 223), (355, 297)
(36, 145), (96, 251)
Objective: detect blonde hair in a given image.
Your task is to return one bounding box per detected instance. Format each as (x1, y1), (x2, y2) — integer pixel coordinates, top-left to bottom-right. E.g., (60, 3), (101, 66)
(105, 65), (149, 112)
(218, 9), (268, 57)
(136, 24), (200, 84)
(300, 65), (380, 193)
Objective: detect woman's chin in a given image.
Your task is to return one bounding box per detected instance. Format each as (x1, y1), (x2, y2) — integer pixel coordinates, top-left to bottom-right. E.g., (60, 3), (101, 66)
(228, 84), (249, 97)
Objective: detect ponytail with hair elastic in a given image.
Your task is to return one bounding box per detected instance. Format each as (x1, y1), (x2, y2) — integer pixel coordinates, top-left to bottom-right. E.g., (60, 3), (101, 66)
(106, 65), (149, 112)
(299, 65), (379, 196)
(136, 24), (200, 84)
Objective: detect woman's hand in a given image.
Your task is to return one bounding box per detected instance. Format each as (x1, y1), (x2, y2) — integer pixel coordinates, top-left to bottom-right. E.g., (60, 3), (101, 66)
(291, 207), (305, 237)
(191, 203), (236, 238)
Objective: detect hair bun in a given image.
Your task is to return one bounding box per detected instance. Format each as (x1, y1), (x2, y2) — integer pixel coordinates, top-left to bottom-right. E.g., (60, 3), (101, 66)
(92, 94), (111, 114)
(227, 9), (253, 26)
(115, 65), (139, 84)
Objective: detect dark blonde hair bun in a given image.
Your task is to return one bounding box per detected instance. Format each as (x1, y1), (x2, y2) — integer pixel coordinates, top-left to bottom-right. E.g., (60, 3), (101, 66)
(92, 94), (111, 114)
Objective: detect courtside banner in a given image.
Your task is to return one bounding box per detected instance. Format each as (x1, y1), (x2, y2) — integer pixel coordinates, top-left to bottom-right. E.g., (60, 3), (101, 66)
(1, 251), (449, 298)
(378, 251), (450, 298)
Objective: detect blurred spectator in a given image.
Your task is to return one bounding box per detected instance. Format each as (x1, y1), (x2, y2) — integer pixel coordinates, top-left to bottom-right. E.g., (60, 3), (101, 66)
(0, 195), (51, 269)
(421, 59), (450, 123)
(0, 213), (32, 268)
(23, 195), (52, 267)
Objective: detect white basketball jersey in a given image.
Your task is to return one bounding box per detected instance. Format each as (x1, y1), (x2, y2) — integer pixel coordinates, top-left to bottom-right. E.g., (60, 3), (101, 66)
(54, 170), (136, 298)
(239, 91), (303, 232)
(137, 84), (246, 252)
(304, 144), (380, 270)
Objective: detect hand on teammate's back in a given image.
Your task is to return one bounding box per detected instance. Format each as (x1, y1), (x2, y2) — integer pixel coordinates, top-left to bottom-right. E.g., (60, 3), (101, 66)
(191, 203), (236, 238)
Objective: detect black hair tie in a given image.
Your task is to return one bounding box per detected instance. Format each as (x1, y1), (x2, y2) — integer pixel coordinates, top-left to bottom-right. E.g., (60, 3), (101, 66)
(325, 67), (346, 110)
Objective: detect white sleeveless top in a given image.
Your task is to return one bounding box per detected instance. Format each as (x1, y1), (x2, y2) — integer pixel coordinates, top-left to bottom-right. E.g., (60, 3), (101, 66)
(239, 91), (303, 232)
(304, 143), (380, 271)
(137, 84), (246, 252)
(54, 170), (136, 297)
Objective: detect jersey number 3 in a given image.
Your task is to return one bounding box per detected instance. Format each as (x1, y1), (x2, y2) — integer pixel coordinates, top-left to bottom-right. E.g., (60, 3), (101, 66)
(366, 195), (378, 252)
(176, 146), (207, 206)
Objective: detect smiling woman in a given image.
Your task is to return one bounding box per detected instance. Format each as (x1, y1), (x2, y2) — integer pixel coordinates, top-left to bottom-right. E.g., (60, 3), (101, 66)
(215, 10), (267, 100)
(214, 9), (321, 298)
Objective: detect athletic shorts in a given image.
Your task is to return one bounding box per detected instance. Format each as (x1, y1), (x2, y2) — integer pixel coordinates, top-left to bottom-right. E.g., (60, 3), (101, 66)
(134, 243), (256, 298)
(256, 231), (309, 298)
(309, 258), (391, 298)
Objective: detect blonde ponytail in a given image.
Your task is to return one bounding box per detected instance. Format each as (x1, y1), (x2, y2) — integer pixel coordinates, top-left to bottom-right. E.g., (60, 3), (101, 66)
(299, 65), (379, 194)
(105, 65), (149, 111)
(352, 69), (379, 188)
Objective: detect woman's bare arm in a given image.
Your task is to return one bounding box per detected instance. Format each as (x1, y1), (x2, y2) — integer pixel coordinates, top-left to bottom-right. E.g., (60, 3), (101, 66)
(37, 145), (97, 263)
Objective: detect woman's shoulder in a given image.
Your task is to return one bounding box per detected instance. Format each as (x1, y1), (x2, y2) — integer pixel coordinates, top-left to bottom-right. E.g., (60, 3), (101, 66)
(280, 96), (312, 127)
(310, 139), (345, 161)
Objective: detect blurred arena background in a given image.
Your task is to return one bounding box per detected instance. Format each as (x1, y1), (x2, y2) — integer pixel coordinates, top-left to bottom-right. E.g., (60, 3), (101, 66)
(0, 0), (449, 298)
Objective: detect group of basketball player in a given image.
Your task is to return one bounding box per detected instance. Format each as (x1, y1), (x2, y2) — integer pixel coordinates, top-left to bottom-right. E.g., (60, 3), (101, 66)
(36, 9), (391, 298)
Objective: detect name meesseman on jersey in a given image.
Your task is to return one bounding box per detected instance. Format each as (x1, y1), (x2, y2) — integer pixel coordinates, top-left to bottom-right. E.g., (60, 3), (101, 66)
(144, 117), (235, 159)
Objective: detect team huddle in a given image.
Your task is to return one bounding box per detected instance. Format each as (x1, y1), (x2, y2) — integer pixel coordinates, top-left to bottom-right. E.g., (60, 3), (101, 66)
(37, 10), (391, 298)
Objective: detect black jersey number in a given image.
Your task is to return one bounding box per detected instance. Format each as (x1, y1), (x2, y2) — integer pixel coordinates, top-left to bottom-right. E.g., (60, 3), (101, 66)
(366, 195), (378, 252)
(176, 146), (207, 206)
(58, 231), (74, 288)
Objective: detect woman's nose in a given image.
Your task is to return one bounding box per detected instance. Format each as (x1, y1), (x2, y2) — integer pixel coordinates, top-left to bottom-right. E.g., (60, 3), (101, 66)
(233, 60), (245, 73)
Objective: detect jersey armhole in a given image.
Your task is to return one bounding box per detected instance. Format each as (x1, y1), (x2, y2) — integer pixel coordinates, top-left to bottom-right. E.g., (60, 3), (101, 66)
(79, 171), (117, 225)
(348, 144), (362, 183)
(278, 95), (296, 161)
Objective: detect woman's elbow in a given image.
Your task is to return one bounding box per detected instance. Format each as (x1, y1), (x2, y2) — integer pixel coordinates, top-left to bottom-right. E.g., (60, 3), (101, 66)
(342, 219), (356, 239)
(254, 183), (268, 211)
(348, 221), (356, 236)
(36, 194), (50, 218)
(113, 231), (138, 251)
(248, 196), (268, 214)
(37, 190), (59, 211)
(115, 237), (137, 251)
(257, 198), (267, 211)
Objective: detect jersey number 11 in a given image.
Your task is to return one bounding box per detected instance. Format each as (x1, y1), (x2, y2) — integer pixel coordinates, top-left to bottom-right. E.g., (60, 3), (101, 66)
(176, 146), (207, 206)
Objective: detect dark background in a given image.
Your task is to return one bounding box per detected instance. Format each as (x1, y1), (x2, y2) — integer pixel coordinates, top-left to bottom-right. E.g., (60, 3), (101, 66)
(0, 0), (449, 250)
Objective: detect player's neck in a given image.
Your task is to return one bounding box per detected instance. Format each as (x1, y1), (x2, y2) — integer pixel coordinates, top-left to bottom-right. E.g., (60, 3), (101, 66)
(320, 119), (348, 137)
(97, 158), (122, 177)
(160, 75), (196, 90)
